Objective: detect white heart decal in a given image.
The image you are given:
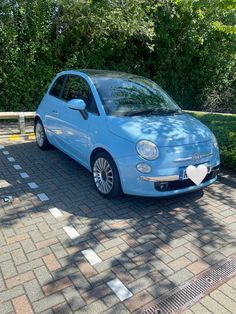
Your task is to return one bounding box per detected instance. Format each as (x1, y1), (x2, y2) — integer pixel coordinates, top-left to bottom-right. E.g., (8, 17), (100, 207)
(186, 165), (208, 185)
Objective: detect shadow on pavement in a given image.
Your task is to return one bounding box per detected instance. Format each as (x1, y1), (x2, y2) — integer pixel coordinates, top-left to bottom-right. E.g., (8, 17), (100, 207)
(0, 141), (235, 313)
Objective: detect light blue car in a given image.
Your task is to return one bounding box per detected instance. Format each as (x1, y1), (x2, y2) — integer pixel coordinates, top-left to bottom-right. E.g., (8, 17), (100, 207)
(35, 70), (220, 198)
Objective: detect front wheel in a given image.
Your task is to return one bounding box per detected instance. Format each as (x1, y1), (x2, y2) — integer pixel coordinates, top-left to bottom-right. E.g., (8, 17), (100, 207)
(35, 120), (51, 150)
(92, 152), (122, 198)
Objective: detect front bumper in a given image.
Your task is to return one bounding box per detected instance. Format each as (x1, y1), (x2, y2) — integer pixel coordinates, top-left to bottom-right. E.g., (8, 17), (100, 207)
(116, 148), (220, 197)
(121, 168), (219, 197)
(140, 165), (219, 185)
(153, 166), (219, 192)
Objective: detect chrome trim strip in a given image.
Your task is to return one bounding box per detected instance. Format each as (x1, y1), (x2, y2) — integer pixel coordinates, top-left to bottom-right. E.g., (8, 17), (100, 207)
(200, 152), (213, 158)
(174, 157), (192, 162)
(140, 175), (179, 182)
(173, 152), (213, 163)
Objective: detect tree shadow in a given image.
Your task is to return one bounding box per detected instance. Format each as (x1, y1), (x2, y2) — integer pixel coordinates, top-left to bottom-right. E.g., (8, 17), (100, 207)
(0, 141), (235, 313)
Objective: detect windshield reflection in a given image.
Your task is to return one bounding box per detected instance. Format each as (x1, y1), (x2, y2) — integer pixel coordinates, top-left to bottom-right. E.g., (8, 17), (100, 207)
(92, 76), (182, 116)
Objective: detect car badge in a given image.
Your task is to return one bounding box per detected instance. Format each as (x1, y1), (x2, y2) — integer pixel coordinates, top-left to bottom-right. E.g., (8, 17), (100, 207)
(192, 152), (200, 162)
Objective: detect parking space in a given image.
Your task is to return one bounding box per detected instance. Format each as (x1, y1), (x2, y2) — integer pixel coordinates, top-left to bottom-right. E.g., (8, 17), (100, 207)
(0, 139), (236, 314)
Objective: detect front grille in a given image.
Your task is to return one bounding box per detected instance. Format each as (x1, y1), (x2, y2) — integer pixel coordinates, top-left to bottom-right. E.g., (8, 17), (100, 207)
(154, 166), (219, 192)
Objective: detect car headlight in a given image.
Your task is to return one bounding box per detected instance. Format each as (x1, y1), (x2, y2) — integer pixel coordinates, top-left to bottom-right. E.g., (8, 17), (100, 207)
(212, 134), (219, 149)
(136, 140), (159, 160)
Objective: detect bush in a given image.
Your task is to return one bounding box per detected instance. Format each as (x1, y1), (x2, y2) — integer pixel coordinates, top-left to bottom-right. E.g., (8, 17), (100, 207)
(189, 112), (236, 171)
(202, 82), (236, 114)
(0, 0), (235, 113)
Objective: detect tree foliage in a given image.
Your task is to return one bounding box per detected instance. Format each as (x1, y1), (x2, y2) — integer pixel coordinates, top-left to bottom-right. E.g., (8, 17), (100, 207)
(0, 0), (235, 112)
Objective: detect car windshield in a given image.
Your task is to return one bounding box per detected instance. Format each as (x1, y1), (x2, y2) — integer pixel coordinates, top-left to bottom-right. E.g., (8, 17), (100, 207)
(91, 75), (182, 116)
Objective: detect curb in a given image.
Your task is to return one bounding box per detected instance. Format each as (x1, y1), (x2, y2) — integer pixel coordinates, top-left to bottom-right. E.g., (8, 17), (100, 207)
(0, 133), (35, 141)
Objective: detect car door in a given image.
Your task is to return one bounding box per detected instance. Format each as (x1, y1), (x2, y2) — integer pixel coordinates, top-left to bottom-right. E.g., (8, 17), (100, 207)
(43, 74), (67, 145)
(54, 74), (100, 167)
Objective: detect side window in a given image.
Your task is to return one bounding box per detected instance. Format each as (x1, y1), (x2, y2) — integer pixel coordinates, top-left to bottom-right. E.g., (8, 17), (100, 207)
(62, 75), (99, 115)
(49, 75), (66, 98)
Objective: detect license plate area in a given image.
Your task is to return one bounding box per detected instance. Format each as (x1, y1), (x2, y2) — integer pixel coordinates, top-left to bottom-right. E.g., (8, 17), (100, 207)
(180, 164), (212, 180)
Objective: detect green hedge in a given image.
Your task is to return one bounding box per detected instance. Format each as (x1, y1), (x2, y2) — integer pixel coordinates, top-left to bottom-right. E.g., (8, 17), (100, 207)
(0, 0), (235, 113)
(189, 112), (236, 171)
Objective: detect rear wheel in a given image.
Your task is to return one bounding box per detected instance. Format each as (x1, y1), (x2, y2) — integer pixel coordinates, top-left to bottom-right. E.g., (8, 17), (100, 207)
(35, 120), (51, 150)
(92, 152), (122, 198)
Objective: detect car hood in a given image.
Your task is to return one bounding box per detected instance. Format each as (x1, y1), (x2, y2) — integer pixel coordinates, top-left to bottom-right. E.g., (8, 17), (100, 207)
(107, 113), (212, 147)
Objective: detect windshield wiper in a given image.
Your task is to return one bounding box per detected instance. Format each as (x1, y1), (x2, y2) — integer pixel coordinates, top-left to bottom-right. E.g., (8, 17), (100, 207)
(123, 108), (181, 116)
(124, 109), (156, 116)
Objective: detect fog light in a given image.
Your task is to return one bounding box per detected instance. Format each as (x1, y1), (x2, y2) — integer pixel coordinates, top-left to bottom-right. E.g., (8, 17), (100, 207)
(155, 182), (169, 191)
(159, 183), (168, 191)
(136, 163), (151, 173)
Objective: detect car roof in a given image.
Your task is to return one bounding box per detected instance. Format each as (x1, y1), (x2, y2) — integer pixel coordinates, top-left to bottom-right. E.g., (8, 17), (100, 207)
(59, 69), (139, 79)
(80, 69), (130, 77)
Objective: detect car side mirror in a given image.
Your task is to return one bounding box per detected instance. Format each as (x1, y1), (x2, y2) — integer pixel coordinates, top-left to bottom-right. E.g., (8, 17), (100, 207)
(68, 99), (86, 111)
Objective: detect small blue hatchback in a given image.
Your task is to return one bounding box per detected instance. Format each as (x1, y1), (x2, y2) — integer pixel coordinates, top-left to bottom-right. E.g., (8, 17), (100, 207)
(35, 70), (220, 197)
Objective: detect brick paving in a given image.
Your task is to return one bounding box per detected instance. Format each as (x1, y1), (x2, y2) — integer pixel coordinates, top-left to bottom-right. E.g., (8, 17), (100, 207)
(0, 138), (236, 314)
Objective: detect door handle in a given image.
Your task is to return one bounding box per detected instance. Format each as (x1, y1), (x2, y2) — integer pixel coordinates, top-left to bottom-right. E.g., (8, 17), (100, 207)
(52, 110), (58, 115)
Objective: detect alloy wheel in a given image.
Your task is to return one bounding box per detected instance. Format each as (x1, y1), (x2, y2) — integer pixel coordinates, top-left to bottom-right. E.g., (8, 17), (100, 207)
(93, 157), (114, 194)
(35, 122), (45, 147)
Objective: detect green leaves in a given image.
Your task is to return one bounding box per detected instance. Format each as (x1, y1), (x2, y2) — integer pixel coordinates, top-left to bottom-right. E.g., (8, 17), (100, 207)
(190, 112), (236, 170)
(0, 0), (235, 113)
(212, 21), (236, 34)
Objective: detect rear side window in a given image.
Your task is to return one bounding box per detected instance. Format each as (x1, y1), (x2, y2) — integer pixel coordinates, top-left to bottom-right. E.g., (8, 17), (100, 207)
(49, 75), (66, 98)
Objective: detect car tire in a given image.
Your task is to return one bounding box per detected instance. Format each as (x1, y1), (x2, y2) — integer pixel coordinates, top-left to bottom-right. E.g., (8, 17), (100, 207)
(92, 152), (122, 198)
(34, 120), (51, 150)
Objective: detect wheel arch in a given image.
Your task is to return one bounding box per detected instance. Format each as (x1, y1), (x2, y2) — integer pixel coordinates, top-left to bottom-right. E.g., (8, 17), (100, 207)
(90, 147), (115, 168)
(34, 115), (42, 131)
(90, 147), (123, 197)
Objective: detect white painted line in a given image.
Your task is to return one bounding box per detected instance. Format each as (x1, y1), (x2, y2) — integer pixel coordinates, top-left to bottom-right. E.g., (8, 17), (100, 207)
(7, 157), (15, 162)
(28, 182), (39, 189)
(37, 193), (49, 202)
(0, 145), (4, 149)
(3, 151), (9, 155)
(82, 249), (102, 265)
(63, 225), (80, 239)
(13, 165), (22, 170)
(20, 172), (29, 179)
(107, 278), (133, 301)
(49, 207), (63, 218)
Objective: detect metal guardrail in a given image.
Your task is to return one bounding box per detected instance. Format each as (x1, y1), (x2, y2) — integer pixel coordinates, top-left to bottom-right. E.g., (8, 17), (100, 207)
(184, 110), (235, 116)
(0, 109), (234, 135)
(0, 112), (35, 134)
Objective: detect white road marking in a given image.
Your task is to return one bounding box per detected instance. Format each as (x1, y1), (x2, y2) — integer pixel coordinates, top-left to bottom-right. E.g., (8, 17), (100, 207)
(7, 157), (15, 162)
(28, 182), (39, 189)
(0, 145), (4, 149)
(37, 193), (49, 202)
(13, 165), (22, 170)
(0, 180), (11, 188)
(49, 207), (63, 218)
(107, 278), (133, 301)
(63, 225), (80, 239)
(3, 151), (9, 155)
(82, 249), (102, 265)
(20, 172), (29, 179)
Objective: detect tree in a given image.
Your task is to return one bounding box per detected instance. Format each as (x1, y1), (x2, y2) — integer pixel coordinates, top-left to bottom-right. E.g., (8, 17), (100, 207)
(0, 0), (235, 112)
